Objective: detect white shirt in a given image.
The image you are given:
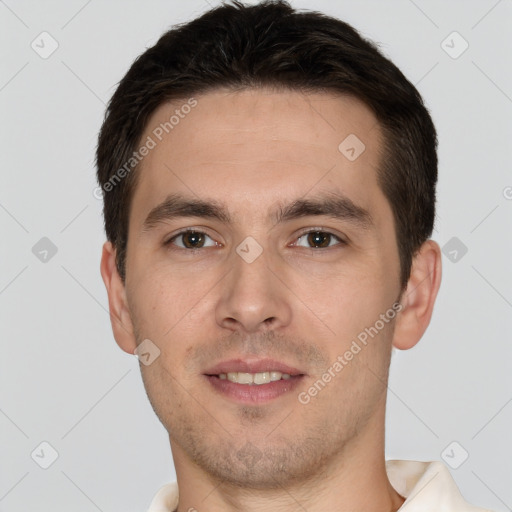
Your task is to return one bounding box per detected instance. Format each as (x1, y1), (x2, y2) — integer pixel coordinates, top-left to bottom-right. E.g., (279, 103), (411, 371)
(147, 460), (492, 511)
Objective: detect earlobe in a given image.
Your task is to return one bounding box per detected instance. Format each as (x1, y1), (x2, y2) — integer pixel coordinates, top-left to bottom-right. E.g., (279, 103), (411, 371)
(100, 241), (137, 354)
(392, 240), (442, 351)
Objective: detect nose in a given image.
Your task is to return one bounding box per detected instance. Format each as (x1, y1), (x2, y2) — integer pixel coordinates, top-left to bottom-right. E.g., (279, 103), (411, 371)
(215, 242), (293, 334)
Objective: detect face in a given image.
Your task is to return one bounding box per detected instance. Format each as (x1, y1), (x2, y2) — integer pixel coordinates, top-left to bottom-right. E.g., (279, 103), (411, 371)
(122, 88), (403, 488)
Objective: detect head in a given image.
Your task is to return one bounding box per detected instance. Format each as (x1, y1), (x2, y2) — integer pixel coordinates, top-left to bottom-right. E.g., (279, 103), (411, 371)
(98, 0), (441, 490)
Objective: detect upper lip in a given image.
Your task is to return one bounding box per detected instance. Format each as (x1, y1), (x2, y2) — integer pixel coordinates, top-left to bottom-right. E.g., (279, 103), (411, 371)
(204, 358), (305, 376)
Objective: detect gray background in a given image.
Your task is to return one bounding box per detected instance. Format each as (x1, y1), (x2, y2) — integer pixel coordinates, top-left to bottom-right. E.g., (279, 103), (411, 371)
(1, 0), (511, 510)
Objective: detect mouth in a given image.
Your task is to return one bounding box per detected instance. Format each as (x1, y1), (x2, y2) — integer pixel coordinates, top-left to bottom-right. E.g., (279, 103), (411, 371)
(203, 358), (306, 404)
(216, 370), (294, 384)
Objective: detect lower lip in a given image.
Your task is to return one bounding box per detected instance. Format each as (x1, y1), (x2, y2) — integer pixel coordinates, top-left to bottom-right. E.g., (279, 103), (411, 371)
(204, 375), (304, 404)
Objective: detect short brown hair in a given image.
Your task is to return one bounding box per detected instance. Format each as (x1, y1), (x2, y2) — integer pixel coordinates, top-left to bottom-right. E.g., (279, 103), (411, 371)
(96, 0), (438, 289)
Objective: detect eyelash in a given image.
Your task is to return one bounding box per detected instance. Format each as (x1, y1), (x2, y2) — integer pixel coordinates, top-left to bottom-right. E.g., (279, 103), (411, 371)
(164, 227), (346, 251)
(293, 229), (346, 249)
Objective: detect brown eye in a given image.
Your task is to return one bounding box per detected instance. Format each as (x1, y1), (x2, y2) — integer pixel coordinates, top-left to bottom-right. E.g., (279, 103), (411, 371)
(294, 230), (342, 249)
(307, 231), (332, 248)
(182, 231), (205, 248)
(168, 230), (217, 249)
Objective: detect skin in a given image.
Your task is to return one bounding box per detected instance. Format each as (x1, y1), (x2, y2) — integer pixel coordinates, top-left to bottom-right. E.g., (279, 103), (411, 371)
(101, 88), (442, 512)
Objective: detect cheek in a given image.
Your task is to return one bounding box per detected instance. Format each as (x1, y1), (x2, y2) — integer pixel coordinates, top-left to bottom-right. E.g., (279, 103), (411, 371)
(127, 266), (221, 370)
(288, 260), (388, 332)
(287, 269), (399, 377)
(129, 260), (201, 324)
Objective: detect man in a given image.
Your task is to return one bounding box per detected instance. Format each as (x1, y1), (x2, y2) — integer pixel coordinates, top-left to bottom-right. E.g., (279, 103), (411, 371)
(96, 1), (491, 510)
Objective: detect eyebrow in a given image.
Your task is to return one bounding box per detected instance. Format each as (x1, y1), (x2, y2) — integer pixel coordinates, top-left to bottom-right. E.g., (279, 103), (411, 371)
(142, 192), (373, 232)
(274, 194), (373, 229)
(142, 194), (230, 231)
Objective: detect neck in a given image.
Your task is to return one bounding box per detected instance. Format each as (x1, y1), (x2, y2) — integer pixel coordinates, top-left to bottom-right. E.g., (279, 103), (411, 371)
(171, 405), (405, 512)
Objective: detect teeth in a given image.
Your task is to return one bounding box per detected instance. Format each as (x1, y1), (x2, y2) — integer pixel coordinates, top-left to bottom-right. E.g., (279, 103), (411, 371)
(237, 372), (253, 384)
(220, 371), (293, 385)
(270, 371), (281, 382)
(254, 372), (270, 385)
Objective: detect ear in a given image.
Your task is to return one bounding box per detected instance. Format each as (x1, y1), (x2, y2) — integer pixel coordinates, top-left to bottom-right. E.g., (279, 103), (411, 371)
(392, 239), (442, 350)
(100, 241), (137, 354)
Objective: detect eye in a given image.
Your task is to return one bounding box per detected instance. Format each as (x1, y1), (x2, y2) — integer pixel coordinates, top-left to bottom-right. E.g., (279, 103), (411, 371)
(294, 230), (344, 249)
(166, 229), (219, 249)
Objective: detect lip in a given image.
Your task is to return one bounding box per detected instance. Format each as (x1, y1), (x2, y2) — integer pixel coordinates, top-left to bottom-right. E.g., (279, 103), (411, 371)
(204, 374), (305, 404)
(203, 358), (304, 376)
(203, 358), (306, 405)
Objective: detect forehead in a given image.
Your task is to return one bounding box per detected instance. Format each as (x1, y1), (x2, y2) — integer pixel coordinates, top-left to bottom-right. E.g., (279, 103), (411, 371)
(130, 88), (387, 226)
